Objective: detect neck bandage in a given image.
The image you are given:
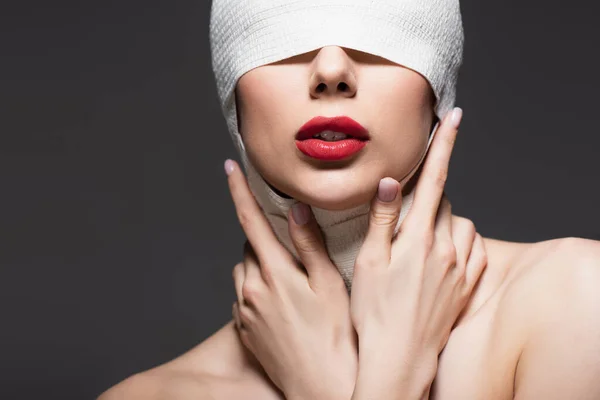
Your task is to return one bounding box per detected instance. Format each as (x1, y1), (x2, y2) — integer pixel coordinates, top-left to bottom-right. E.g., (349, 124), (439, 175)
(210, 0), (464, 289)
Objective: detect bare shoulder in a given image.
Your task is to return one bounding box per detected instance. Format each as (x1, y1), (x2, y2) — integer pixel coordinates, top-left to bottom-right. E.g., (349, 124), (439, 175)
(97, 321), (281, 400)
(503, 237), (600, 397)
(521, 236), (600, 326)
(469, 236), (600, 350)
(97, 368), (215, 400)
(97, 372), (157, 400)
(502, 236), (600, 300)
(496, 236), (600, 316)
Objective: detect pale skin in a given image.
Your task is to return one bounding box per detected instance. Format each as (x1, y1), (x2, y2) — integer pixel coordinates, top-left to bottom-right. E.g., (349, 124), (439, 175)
(98, 46), (600, 399)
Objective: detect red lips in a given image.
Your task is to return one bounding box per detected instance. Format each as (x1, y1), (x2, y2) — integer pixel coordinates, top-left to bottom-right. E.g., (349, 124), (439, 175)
(295, 116), (370, 161)
(295, 116), (370, 141)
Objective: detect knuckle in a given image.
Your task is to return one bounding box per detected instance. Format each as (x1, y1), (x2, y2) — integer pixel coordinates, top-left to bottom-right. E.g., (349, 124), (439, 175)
(259, 264), (274, 286)
(454, 217), (477, 242)
(370, 206), (399, 228)
(293, 233), (321, 255)
(465, 219), (476, 236)
(355, 252), (380, 270)
(451, 214), (468, 227)
(437, 240), (457, 266)
(260, 261), (281, 286)
(241, 281), (263, 304)
(457, 216), (476, 235)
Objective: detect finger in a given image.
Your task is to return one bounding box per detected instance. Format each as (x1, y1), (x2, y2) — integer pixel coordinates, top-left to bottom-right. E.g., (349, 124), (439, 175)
(431, 195), (456, 274)
(232, 261), (246, 305)
(433, 194), (453, 242)
(288, 202), (340, 289)
(243, 240), (268, 291)
(450, 216), (477, 276)
(232, 302), (242, 331)
(240, 241), (269, 307)
(233, 302), (254, 354)
(404, 108), (462, 231)
(358, 177), (402, 268)
(464, 233), (488, 292)
(225, 159), (288, 267)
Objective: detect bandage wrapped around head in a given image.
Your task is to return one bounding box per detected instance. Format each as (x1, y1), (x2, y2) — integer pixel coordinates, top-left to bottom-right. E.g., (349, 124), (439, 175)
(210, 0), (464, 289)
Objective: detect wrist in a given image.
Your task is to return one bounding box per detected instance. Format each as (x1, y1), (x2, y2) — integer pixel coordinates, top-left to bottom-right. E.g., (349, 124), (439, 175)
(353, 367), (434, 400)
(284, 374), (355, 400)
(287, 386), (353, 400)
(288, 393), (351, 400)
(282, 349), (357, 400)
(353, 342), (437, 400)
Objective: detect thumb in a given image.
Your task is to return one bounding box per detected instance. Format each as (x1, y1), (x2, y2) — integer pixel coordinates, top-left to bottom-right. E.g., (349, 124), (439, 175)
(288, 202), (340, 288)
(359, 178), (403, 268)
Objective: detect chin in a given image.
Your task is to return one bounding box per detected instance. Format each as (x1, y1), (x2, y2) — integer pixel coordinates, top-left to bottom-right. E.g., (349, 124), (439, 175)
(281, 174), (376, 211)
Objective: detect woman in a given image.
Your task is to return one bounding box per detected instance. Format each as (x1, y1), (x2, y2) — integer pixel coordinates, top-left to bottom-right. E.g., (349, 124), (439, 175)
(99, 0), (600, 399)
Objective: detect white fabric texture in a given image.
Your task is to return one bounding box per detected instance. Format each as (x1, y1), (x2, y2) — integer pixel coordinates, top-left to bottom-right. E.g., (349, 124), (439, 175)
(210, 0), (464, 289)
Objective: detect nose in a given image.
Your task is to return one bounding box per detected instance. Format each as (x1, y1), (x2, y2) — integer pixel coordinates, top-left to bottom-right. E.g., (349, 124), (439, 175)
(309, 46), (357, 99)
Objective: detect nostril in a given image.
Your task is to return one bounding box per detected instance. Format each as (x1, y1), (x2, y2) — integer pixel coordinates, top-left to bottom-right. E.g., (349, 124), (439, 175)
(315, 83), (326, 93)
(338, 82), (348, 92)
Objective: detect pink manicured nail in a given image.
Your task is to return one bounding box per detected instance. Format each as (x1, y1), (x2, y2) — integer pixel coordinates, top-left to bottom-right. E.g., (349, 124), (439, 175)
(449, 107), (463, 129)
(291, 202), (310, 226)
(377, 178), (398, 203)
(224, 159), (235, 176)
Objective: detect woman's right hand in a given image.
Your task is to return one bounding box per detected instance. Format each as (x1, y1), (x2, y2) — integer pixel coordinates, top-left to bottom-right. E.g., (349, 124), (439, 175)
(350, 108), (488, 400)
(225, 159), (357, 400)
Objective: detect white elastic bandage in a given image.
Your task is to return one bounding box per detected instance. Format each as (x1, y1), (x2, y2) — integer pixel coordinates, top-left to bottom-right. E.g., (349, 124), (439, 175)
(210, 0), (464, 289)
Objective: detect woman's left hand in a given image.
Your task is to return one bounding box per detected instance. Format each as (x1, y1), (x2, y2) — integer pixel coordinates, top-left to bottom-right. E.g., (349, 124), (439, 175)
(226, 159), (357, 400)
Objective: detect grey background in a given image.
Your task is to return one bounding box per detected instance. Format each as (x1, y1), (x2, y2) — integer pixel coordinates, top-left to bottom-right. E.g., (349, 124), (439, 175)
(1, 0), (598, 399)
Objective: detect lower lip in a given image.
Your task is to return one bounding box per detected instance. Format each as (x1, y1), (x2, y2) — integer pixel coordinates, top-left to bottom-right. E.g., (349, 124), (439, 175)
(295, 138), (368, 161)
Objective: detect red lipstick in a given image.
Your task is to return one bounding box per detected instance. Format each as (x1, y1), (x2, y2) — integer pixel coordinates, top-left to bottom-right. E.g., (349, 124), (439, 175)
(295, 116), (370, 161)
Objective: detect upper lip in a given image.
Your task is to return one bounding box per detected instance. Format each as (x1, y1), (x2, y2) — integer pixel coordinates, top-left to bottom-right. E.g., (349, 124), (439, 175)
(295, 116), (370, 141)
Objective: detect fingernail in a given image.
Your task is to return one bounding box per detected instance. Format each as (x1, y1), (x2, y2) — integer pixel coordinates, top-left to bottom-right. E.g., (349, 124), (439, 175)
(377, 178), (398, 203)
(224, 159), (235, 176)
(291, 202), (310, 226)
(449, 107), (463, 129)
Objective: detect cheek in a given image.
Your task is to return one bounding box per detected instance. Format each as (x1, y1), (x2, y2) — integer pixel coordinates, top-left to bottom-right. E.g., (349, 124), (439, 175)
(373, 71), (432, 115)
(238, 71), (304, 152)
(364, 73), (433, 177)
(240, 66), (303, 118)
(236, 82), (298, 180)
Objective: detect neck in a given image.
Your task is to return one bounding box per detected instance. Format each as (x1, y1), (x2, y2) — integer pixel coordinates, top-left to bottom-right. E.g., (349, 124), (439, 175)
(240, 121), (438, 290)
(243, 153), (428, 290)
